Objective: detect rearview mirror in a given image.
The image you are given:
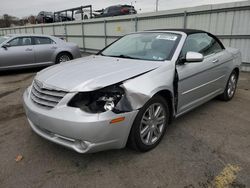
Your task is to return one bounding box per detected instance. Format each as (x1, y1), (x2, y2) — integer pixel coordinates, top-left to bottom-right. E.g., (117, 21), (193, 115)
(185, 52), (204, 63)
(2, 43), (11, 49)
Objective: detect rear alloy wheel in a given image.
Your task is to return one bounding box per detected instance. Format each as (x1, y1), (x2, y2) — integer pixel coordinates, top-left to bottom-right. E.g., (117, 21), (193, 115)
(56, 53), (72, 64)
(128, 95), (169, 152)
(219, 70), (238, 101)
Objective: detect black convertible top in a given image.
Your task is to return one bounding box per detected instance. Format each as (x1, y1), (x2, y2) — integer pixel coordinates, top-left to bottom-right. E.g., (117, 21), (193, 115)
(148, 28), (207, 35)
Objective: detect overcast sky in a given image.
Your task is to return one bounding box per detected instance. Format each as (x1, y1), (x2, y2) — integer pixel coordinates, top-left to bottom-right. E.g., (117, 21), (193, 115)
(0, 0), (245, 18)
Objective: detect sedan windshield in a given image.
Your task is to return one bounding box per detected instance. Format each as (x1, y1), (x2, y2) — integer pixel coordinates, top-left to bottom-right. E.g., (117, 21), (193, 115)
(101, 32), (181, 61)
(0, 36), (10, 44)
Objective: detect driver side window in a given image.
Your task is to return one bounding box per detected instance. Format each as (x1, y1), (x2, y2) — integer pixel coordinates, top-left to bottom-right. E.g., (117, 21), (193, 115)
(8, 38), (19, 47)
(181, 33), (223, 57)
(8, 37), (32, 47)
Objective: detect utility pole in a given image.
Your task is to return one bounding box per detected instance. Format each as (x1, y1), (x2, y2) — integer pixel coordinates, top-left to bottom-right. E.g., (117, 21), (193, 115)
(156, 0), (159, 12)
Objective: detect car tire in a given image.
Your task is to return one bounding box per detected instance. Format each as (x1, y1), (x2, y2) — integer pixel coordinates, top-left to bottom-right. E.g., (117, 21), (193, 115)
(56, 52), (72, 64)
(218, 70), (238, 101)
(127, 95), (170, 152)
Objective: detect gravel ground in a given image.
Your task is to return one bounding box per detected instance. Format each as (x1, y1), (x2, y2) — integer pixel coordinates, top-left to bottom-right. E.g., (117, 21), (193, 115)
(0, 63), (249, 188)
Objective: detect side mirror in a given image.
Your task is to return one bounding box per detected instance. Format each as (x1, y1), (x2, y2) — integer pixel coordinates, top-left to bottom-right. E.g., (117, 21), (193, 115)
(2, 43), (11, 49)
(185, 51), (204, 63)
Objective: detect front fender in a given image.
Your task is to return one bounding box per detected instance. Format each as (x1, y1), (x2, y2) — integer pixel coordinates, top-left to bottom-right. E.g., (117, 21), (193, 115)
(120, 63), (175, 110)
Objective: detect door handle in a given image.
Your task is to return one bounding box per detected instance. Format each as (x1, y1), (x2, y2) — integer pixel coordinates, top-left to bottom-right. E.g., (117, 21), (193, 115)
(212, 59), (219, 63)
(25, 48), (33, 51)
(51, 46), (57, 50)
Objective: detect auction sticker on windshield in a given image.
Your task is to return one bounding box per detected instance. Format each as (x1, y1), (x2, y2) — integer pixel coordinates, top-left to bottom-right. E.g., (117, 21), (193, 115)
(156, 35), (178, 41)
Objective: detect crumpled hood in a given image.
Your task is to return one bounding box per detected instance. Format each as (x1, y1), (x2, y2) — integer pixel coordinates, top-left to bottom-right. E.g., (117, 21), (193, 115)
(35, 55), (161, 92)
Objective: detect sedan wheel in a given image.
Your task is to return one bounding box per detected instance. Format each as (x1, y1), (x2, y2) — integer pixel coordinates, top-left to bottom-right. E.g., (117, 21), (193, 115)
(219, 70), (238, 101)
(127, 95), (169, 152)
(56, 53), (72, 64)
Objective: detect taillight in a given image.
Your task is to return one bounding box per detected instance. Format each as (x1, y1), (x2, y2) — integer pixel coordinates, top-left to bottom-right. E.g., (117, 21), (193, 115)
(121, 8), (129, 14)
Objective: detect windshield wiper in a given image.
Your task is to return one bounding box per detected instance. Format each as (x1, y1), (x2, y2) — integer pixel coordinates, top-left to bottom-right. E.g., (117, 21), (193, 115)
(98, 52), (105, 56)
(108, 54), (142, 60)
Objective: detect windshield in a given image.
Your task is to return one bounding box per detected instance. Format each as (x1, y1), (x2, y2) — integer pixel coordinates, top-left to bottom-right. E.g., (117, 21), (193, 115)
(101, 32), (181, 61)
(0, 36), (10, 44)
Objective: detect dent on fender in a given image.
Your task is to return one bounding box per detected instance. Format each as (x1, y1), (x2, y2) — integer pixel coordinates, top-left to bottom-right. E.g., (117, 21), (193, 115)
(114, 65), (176, 113)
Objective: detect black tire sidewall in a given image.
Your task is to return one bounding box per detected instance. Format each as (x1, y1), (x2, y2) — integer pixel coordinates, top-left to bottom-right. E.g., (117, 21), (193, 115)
(128, 95), (170, 152)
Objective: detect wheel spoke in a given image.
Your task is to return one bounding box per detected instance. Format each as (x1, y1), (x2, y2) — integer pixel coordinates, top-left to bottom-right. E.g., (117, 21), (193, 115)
(146, 130), (152, 144)
(148, 105), (154, 119)
(141, 117), (150, 125)
(154, 106), (162, 118)
(154, 127), (160, 137)
(156, 116), (165, 125)
(141, 126), (150, 137)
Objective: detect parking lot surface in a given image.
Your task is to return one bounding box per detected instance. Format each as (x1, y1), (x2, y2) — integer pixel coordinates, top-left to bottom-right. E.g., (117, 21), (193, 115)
(0, 62), (249, 188)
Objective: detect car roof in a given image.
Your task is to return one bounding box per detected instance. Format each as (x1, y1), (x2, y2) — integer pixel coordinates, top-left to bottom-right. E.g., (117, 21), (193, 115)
(6, 34), (53, 38)
(107, 4), (133, 8)
(148, 28), (208, 35)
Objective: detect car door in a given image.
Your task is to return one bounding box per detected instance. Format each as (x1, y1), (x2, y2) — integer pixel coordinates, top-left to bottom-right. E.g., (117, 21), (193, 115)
(0, 36), (35, 68)
(33, 37), (57, 64)
(176, 33), (226, 115)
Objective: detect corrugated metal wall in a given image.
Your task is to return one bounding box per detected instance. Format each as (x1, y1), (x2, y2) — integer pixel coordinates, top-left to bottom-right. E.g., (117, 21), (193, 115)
(0, 1), (250, 64)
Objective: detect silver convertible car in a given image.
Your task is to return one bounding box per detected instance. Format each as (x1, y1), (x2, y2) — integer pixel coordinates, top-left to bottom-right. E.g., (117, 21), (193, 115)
(0, 34), (81, 70)
(23, 29), (241, 153)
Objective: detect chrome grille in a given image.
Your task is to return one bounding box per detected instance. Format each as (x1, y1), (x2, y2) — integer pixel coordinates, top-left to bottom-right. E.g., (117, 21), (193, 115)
(30, 80), (68, 109)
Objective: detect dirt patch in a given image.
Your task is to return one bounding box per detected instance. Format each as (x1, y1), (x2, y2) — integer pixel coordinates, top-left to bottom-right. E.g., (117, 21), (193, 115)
(0, 88), (20, 99)
(2, 74), (34, 85)
(0, 104), (24, 123)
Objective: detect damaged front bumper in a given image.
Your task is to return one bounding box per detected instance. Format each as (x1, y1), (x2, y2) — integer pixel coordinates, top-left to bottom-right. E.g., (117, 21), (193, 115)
(23, 89), (138, 153)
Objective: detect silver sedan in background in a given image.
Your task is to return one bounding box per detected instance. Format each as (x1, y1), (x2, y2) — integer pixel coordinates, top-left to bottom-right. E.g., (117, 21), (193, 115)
(0, 34), (81, 70)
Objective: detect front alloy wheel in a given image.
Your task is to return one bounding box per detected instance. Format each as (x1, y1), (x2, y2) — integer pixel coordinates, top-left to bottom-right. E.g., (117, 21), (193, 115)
(128, 95), (169, 152)
(140, 103), (166, 145)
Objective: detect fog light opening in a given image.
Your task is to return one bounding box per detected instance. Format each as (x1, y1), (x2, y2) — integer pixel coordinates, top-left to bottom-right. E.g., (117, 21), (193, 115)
(76, 140), (89, 150)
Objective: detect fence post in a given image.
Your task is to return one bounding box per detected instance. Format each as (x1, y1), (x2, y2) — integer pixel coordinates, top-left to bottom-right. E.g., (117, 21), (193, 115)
(135, 17), (138, 32)
(81, 21), (85, 51)
(52, 24), (55, 36)
(229, 9), (236, 46)
(104, 20), (107, 47)
(64, 24), (68, 41)
(183, 11), (187, 29)
(41, 25), (44, 34)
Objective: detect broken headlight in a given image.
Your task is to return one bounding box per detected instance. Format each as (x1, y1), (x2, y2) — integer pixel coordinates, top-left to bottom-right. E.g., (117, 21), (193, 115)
(68, 85), (125, 113)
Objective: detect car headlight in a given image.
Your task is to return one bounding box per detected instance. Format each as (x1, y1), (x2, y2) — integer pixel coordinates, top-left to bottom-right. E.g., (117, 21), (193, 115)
(68, 85), (125, 113)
